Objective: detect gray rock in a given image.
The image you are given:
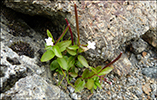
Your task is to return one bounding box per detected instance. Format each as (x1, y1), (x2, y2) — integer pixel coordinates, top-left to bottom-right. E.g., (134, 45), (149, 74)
(0, 42), (27, 93)
(136, 54), (143, 61)
(1, 74), (71, 99)
(68, 86), (75, 93)
(142, 68), (157, 79)
(3, 0), (157, 75)
(142, 27), (157, 49)
(150, 83), (157, 92)
(133, 87), (143, 97)
(71, 93), (78, 100)
(0, 6), (71, 99)
(131, 38), (148, 54)
(127, 76), (137, 86)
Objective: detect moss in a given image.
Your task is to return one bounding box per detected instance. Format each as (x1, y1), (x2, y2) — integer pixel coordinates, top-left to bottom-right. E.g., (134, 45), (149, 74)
(9, 41), (34, 58)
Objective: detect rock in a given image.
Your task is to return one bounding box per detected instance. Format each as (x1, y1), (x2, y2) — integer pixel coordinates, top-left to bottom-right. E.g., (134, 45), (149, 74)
(111, 50), (132, 76)
(1, 74), (71, 99)
(142, 27), (157, 49)
(136, 54), (143, 61)
(133, 87), (143, 97)
(0, 42), (27, 93)
(131, 38), (148, 54)
(68, 86), (75, 93)
(3, 1), (157, 75)
(142, 68), (157, 79)
(142, 83), (151, 95)
(142, 51), (147, 57)
(71, 93), (78, 100)
(0, 5), (71, 99)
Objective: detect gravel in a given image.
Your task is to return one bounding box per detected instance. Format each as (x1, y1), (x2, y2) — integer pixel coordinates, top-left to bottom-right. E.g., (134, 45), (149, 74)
(66, 40), (157, 100)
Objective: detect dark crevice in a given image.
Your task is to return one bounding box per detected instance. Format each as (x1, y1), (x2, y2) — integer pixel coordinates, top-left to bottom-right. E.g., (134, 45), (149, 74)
(0, 70), (5, 77)
(6, 57), (21, 65)
(9, 41), (34, 58)
(1, 4), (67, 41)
(1, 73), (27, 93)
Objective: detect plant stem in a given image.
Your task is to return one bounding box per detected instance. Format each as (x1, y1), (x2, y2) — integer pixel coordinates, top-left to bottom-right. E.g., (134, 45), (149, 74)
(58, 75), (65, 86)
(100, 52), (122, 72)
(83, 52), (123, 79)
(74, 4), (80, 46)
(65, 18), (74, 45)
(65, 74), (75, 88)
(55, 24), (70, 44)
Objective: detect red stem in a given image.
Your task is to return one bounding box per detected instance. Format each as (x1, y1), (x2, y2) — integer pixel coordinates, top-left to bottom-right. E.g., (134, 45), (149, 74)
(55, 24), (70, 44)
(83, 52), (123, 79)
(100, 52), (123, 72)
(65, 18), (74, 45)
(74, 4), (80, 46)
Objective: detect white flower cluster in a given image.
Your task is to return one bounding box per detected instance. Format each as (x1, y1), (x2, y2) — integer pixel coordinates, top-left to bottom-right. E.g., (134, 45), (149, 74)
(45, 37), (53, 46)
(87, 41), (96, 50)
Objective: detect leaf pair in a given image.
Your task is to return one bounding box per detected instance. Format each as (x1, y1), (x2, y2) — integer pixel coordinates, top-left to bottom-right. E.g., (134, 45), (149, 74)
(40, 45), (62, 62)
(66, 45), (79, 56)
(75, 78), (85, 92)
(50, 56), (76, 71)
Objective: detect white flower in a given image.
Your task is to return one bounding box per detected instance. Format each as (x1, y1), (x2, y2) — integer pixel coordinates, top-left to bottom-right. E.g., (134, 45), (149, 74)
(45, 37), (53, 46)
(87, 41), (96, 50)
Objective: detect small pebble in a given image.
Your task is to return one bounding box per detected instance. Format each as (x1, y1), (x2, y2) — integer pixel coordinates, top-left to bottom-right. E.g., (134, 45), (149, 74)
(71, 93), (78, 100)
(68, 86), (75, 93)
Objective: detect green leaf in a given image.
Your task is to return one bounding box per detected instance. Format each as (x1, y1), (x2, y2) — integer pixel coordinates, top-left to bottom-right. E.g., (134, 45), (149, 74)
(52, 45), (62, 58)
(86, 79), (94, 90)
(89, 66), (98, 74)
(50, 60), (59, 71)
(94, 76), (99, 81)
(82, 69), (90, 78)
(66, 48), (77, 56)
(75, 60), (84, 68)
(98, 67), (113, 76)
(75, 79), (85, 92)
(57, 57), (68, 71)
(40, 50), (55, 62)
(74, 68), (79, 73)
(94, 84), (97, 89)
(56, 67), (63, 75)
(95, 81), (102, 89)
(77, 55), (89, 68)
(67, 56), (75, 70)
(95, 66), (102, 72)
(47, 29), (55, 43)
(88, 71), (95, 78)
(56, 40), (71, 52)
(45, 46), (53, 50)
(69, 72), (78, 78)
(79, 46), (88, 53)
(90, 87), (94, 93)
(67, 45), (79, 50)
(75, 78), (81, 86)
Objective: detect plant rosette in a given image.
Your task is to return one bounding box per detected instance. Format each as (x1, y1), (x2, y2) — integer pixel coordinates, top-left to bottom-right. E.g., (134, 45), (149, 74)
(40, 4), (122, 93)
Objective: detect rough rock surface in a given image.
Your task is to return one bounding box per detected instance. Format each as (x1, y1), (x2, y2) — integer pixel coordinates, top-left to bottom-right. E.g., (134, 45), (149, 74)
(71, 38), (157, 100)
(0, 5), (71, 99)
(3, 0), (157, 75)
(142, 27), (157, 49)
(1, 1), (157, 100)
(1, 74), (70, 99)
